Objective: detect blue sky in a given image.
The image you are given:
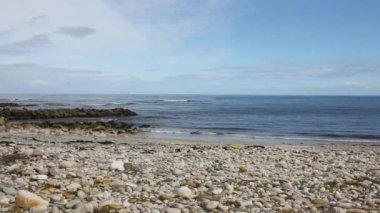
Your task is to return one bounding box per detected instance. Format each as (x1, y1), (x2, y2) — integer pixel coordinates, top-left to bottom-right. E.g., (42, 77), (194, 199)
(0, 0), (379, 95)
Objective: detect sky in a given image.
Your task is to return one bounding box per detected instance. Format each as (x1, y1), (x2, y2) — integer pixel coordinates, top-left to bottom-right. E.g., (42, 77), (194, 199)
(0, 0), (379, 95)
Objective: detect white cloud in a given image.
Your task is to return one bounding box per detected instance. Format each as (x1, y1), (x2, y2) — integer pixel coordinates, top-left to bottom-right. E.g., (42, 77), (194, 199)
(0, 0), (230, 57)
(344, 81), (362, 87)
(29, 79), (51, 86)
(0, 34), (52, 55)
(0, 63), (119, 82)
(0, 63), (123, 93)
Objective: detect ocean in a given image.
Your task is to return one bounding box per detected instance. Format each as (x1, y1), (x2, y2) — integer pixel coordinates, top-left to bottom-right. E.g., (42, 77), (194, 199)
(1, 94), (380, 143)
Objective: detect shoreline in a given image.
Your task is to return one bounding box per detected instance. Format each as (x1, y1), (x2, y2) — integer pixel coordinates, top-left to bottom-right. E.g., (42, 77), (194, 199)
(2, 125), (380, 146)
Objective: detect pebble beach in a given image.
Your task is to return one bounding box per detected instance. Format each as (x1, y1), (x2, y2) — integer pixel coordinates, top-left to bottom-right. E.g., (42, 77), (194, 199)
(0, 126), (379, 213)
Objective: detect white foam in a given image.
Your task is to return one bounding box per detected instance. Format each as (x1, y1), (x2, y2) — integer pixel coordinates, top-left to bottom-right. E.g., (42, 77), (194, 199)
(161, 99), (189, 103)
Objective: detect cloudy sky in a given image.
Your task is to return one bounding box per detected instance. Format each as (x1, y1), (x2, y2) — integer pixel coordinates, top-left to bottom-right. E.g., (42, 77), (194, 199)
(0, 0), (379, 95)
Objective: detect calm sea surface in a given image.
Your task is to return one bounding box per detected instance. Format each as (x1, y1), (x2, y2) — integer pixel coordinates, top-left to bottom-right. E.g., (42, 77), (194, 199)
(1, 94), (380, 143)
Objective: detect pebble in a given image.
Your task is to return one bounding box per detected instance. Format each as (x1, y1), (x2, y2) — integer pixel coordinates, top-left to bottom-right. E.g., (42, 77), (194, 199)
(2, 186), (16, 195)
(329, 206), (346, 213)
(218, 203), (229, 211)
(30, 175), (48, 180)
(0, 196), (10, 205)
(52, 206), (60, 213)
(339, 203), (352, 208)
(123, 199), (131, 207)
(15, 190), (49, 209)
(205, 201), (219, 210)
(311, 198), (329, 207)
(230, 143), (243, 149)
(67, 183), (81, 192)
(73, 202), (93, 213)
(212, 188), (223, 195)
(361, 180), (372, 187)
(239, 165), (248, 173)
(66, 199), (81, 209)
(166, 208), (181, 213)
(48, 167), (59, 177)
(370, 170), (380, 177)
(77, 190), (86, 199)
(49, 194), (61, 202)
(177, 186), (193, 199)
(240, 200), (253, 207)
(29, 205), (48, 213)
(347, 209), (367, 213)
(60, 161), (75, 168)
(110, 160), (125, 171)
(173, 169), (183, 175)
(32, 149), (44, 157)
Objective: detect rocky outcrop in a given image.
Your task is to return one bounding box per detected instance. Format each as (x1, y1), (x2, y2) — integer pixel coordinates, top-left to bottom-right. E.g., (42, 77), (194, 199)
(0, 108), (137, 120)
(0, 103), (37, 107)
(19, 120), (136, 134)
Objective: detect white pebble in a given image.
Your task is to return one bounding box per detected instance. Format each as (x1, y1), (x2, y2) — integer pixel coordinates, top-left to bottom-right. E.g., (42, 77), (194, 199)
(30, 175), (48, 180)
(177, 186), (193, 199)
(111, 161), (125, 171)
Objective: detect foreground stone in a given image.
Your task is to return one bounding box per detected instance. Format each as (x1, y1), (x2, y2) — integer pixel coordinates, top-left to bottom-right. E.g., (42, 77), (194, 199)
(15, 190), (49, 209)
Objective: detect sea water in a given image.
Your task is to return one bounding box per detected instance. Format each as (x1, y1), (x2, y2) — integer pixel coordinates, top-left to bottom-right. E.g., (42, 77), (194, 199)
(1, 94), (380, 143)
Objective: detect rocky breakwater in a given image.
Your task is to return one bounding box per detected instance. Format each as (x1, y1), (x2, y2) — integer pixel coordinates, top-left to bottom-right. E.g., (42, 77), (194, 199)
(0, 103), (37, 108)
(0, 142), (379, 212)
(0, 108), (137, 120)
(0, 108), (138, 136)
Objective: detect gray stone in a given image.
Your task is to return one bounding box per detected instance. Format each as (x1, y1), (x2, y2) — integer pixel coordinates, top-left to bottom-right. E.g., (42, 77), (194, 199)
(329, 206), (346, 213)
(29, 205), (48, 213)
(66, 199), (81, 209)
(205, 201), (219, 210)
(166, 208), (181, 213)
(60, 161), (75, 169)
(2, 186), (16, 195)
(48, 167), (59, 177)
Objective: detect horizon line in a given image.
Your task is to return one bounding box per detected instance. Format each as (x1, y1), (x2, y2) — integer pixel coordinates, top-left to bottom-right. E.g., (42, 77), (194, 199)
(0, 93), (379, 97)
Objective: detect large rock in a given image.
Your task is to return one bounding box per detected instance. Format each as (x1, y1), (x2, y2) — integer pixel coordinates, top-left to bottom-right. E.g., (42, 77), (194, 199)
(15, 190), (49, 209)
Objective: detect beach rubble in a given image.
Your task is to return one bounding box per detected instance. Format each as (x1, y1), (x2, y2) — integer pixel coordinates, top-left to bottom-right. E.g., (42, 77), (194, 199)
(0, 129), (379, 212)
